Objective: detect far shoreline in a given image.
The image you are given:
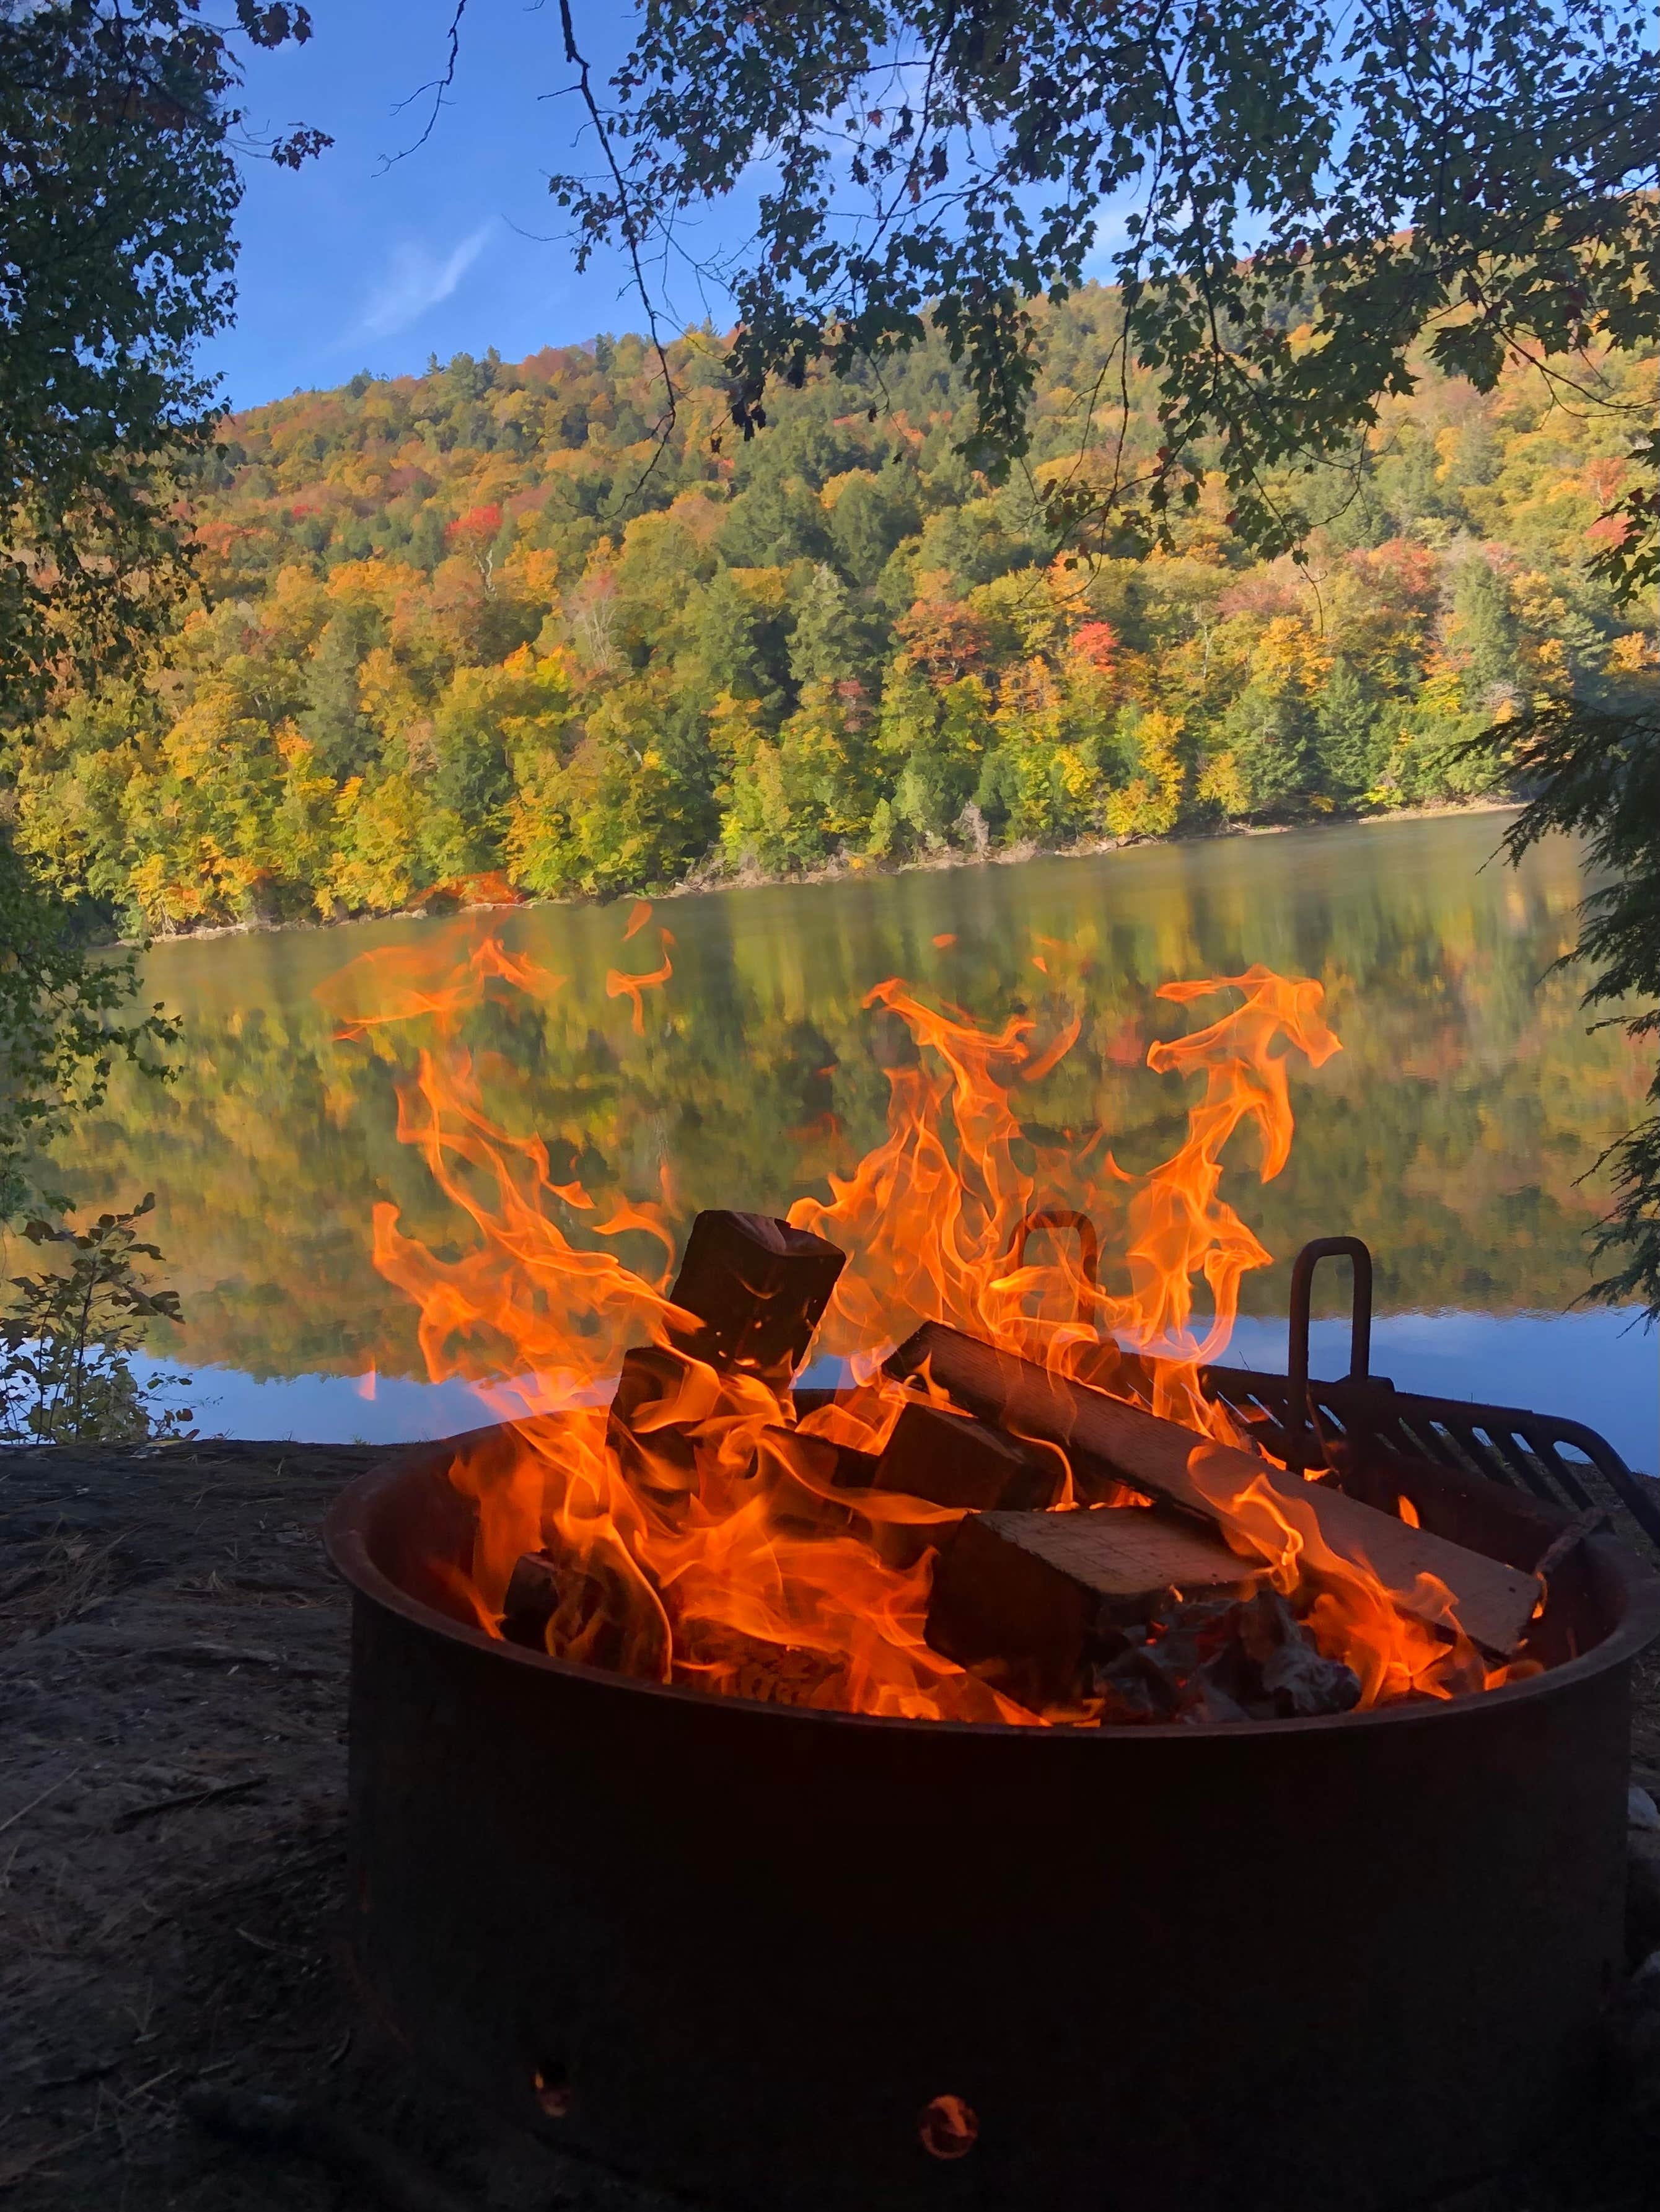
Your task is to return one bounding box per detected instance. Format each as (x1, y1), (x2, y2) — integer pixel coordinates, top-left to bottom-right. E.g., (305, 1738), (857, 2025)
(117, 794), (1524, 952)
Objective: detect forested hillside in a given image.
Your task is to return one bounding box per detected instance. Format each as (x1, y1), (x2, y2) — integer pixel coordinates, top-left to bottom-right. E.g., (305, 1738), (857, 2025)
(9, 291), (1656, 933)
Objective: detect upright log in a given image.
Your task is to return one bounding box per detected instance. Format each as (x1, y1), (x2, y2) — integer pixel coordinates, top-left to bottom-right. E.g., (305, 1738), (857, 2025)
(608, 1211), (848, 1489)
(666, 1210), (846, 1386)
(887, 1322), (1542, 1657)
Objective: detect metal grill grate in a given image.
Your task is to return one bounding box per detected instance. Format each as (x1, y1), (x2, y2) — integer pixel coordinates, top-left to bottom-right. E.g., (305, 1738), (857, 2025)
(1197, 1235), (1660, 1562)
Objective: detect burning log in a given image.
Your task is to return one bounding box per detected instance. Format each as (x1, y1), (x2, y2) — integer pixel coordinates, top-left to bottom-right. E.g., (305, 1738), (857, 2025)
(607, 1343), (704, 1499)
(816, 1400), (1057, 1568)
(608, 1211), (848, 1493)
(926, 1504), (1264, 1709)
(889, 1323), (1542, 1657)
(664, 1209), (846, 1386)
(927, 1506), (1363, 1719)
(869, 1399), (1058, 1512)
(499, 1548), (637, 1670)
(677, 1628), (845, 1708)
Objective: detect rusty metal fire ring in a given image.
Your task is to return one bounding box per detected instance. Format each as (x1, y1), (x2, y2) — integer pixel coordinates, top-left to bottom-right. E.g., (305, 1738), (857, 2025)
(325, 1428), (1660, 2212)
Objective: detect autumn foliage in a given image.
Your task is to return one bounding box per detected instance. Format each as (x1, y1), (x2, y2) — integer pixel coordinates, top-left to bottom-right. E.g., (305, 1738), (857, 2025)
(7, 299), (1654, 934)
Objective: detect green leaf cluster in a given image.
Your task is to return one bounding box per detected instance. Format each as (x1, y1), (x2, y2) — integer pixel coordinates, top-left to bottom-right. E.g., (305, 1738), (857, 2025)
(0, 0), (324, 734)
(547, 0), (1656, 567)
(1477, 702), (1660, 1316)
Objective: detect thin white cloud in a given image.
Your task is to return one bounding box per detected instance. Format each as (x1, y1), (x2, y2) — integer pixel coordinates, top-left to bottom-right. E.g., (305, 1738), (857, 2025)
(352, 223), (494, 343)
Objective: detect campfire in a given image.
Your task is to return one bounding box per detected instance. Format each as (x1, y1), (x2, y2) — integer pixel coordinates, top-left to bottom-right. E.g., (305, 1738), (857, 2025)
(320, 927), (1543, 1726)
(318, 922), (1660, 2212)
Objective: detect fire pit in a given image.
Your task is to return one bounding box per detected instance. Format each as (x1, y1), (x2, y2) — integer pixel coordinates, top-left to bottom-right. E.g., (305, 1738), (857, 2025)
(327, 1433), (1659, 2212)
(315, 937), (1660, 2207)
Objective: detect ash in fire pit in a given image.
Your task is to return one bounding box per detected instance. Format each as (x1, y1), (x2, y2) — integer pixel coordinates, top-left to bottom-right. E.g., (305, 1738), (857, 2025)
(1094, 1589), (1364, 1723)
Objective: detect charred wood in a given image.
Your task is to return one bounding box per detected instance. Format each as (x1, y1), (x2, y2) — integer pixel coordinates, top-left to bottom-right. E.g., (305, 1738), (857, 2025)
(606, 1343), (701, 1499)
(607, 1211), (847, 1488)
(1092, 1591), (1363, 1726)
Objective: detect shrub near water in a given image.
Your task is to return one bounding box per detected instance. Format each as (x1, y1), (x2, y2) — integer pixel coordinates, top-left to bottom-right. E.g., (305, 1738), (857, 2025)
(1, 1195), (191, 1446)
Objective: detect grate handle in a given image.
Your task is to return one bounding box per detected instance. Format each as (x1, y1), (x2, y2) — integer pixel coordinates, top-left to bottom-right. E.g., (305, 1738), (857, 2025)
(1008, 1209), (1100, 1323)
(1287, 1236), (1374, 1449)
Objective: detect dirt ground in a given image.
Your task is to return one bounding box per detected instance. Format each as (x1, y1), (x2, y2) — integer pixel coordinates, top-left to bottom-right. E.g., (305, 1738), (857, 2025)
(2, 1438), (1658, 2212)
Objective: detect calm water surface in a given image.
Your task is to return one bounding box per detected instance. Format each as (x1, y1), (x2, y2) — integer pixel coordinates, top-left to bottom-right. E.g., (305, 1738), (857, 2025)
(58, 812), (1658, 1470)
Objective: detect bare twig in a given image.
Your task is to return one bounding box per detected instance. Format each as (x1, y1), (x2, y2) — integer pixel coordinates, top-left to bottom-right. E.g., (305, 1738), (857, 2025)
(556, 0), (680, 482)
(112, 1775), (268, 1832)
(0, 1765), (84, 1837)
(381, 0), (470, 168)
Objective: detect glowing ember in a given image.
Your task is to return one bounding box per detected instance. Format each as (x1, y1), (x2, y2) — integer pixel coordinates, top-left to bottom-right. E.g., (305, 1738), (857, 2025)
(318, 923), (1536, 1726)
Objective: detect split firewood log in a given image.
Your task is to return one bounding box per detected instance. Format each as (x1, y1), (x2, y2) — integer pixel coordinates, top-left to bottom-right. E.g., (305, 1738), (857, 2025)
(664, 1209), (846, 1386)
(675, 1626), (845, 1708)
(868, 1399), (1058, 1511)
(499, 1548), (639, 1671)
(826, 1399), (1059, 1566)
(926, 1504), (1263, 1709)
(608, 1211), (848, 1490)
(889, 1323), (1541, 1658)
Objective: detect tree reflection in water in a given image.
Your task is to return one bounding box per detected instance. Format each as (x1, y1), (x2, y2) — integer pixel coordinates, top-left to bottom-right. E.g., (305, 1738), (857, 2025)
(55, 814), (1653, 1459)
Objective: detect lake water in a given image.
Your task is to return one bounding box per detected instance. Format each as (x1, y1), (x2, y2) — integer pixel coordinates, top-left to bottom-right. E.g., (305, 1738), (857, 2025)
(56, 811), (1658, 1471)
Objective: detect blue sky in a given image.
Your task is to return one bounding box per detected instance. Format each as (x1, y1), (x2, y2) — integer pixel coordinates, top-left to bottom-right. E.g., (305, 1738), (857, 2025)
(207, 2), (760, 411)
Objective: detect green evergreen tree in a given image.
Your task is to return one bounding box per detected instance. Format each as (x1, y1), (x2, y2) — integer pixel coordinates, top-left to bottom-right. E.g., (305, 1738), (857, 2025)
(889, 672), (992, 845)
(1449, 556), (1522, 709)
(427, 693), (513, 876)
(410, 507), (449, 571)
(1225, 686), (1319, 814)
(827, 470), (922, 586)
(789, 566), (866, 691)
(301, 605), (380, 780)
(1314, 659), (1385, 797)
(718, 473), (833, 568)
(696, 571), (789, 723)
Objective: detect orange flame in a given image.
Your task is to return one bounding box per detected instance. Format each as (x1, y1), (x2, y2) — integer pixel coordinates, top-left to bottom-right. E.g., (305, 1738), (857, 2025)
(605, 929), (675, 1035)
(786, 965), (1337, 1433)
(326, 923), (1524, 1724)
(316, 927), (565, 1040)
(1184, 1445), (1533, 1701)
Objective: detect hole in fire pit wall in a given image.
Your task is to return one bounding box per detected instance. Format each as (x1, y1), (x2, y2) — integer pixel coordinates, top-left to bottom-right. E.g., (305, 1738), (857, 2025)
(533, 2061), (571, 2120)
(918, 2094), (978, 2159)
